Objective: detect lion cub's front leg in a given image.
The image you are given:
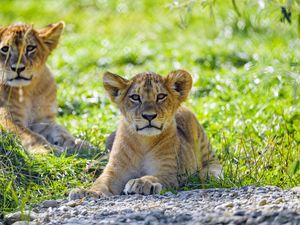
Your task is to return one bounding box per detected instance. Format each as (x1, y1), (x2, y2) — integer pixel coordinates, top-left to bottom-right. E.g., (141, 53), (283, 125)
(22, 130), (60, 155)
(30, 121), (92, 153)
(0, 114), (62, 155)
(69, 157), (134, 200)
(123, 152), (179, 195)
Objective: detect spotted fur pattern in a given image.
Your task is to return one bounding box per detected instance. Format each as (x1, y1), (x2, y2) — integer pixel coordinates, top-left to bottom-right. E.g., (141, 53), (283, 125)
(69, 70), (222, 199)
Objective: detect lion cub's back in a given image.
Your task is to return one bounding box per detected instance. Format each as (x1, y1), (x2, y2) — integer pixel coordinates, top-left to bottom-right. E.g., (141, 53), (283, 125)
(175, 106), (213, 182)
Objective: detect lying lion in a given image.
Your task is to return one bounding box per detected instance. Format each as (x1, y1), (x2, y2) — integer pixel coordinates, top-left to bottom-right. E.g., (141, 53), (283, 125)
(0, 22), (89, 155)
(70, 69), (222, 199)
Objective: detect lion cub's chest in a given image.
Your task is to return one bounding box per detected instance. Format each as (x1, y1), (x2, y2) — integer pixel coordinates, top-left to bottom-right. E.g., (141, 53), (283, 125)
(141, 153), (159, 175)
(8, 88), (56, 127)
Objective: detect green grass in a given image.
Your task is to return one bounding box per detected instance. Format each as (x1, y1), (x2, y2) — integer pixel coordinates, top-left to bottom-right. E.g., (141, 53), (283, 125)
(0, 0), (299, 215)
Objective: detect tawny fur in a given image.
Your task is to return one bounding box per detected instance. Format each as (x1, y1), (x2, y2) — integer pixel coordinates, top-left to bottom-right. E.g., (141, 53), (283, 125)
(0, 22), (88, 155)
(70, 70), (222, 199)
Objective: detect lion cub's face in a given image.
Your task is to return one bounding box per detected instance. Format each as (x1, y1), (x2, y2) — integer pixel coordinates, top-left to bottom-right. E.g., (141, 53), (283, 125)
(0, 22), (64, 87)
(103, 70), (192, 136)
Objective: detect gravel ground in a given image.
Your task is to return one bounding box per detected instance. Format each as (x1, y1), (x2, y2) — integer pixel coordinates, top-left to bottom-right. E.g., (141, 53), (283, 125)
(3, 186), (300, 225)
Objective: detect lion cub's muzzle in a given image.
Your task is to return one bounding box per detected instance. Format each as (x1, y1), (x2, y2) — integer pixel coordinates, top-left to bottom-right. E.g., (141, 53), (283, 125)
(136, 123), (163, 131)
(6, 63), (33, 86)
(135, 112), (164, 135)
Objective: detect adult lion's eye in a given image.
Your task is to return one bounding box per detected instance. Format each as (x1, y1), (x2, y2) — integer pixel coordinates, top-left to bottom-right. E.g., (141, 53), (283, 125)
(157, 93), (167, 102)
(129, 94), (141, 103)
(0, 46), (9, 54)
(26, 45), (36, 53)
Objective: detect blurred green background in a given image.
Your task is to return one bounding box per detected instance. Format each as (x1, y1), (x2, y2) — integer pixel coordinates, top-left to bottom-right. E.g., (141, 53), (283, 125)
(0, 0), (299, 214)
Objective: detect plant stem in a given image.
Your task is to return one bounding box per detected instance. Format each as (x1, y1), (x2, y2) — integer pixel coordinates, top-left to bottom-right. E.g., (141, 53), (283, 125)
(232, 0), (241, 17)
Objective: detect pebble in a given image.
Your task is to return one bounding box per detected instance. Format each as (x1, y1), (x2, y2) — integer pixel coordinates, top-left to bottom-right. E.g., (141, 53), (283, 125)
(222, 202), (234, 208)
(4, 211), (38, 225)
(258, 199), (268, 206)
(273, 197), (284, 204)
(61, 213), (71, 220)
(12, 222), (38, 225)
(229, 191), (238, 197)
(290, 186), (300, 193)
(144, 215), (158, 224)
(233, 210), (246, 216)
(59, 206), (69, 212)
(40, 213), (50, 223)
(80, 209), (88, 216)
(42, 200), (58, 208)
(4, 186), (300, 225)
(174, 213), (192, 222)
(65, 200), (81, 207)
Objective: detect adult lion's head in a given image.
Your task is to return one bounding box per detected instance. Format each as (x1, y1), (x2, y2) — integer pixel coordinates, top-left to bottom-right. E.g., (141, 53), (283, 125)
(0, 21), (64, 87)
(103, 70), (192, 136)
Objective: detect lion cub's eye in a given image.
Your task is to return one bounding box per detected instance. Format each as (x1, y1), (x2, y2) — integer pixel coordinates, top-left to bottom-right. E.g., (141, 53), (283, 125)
(157, 93), (167, 102)
(129, 94), (141, 103)
(26, 45), (36, 53)
(0, 46), (9, 54)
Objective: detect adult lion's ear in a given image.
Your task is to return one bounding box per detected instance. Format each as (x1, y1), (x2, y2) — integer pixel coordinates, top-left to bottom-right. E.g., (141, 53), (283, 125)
(103, 71), (130, 103)
(165, 69), (192, 102)
(38, 21), (64, 51)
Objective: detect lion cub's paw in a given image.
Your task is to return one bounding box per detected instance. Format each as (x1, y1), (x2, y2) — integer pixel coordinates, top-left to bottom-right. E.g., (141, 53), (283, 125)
(50, 145), (66, 156)
(27, 144), (50, 155)
(123, 178), (162, 195)
(68, 188), (100, 200)
(74, 139), (96, 150)
(62, 139), (97, 156)
(27, 143), (64, 155)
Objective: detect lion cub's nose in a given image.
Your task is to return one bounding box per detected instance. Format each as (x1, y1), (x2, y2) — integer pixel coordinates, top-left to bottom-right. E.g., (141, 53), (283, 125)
(11, 64), (25, 74)
(142, 113), (157, 121)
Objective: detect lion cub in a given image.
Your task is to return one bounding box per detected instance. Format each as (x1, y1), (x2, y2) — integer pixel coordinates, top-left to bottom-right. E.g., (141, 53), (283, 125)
(70, 70), (222, 199)
(0, 22), (88, 155)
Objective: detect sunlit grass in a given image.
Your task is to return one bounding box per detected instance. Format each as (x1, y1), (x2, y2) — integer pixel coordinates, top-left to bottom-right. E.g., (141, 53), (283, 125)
(0, 0), (299, 214)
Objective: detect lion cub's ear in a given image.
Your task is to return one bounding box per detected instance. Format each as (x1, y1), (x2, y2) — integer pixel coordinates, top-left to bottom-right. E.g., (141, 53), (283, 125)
(0, 27), (6, 37)
(165, 69), (192, 102)
(103, 72), (130, 103)
(38, 21), (65, 51)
